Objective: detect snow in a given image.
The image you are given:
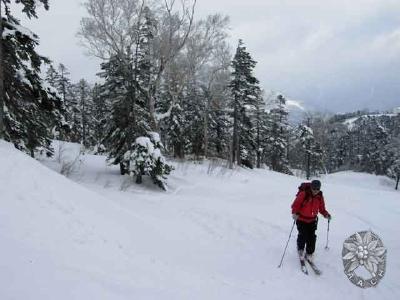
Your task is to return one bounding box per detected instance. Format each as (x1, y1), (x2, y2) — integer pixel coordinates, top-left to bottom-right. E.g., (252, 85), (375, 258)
(286, 99), (305, 111)
(148, 132), (161, 143)
(343, 116), (361, 129)
(155, 105), (173, 121)
(135, 136), (155, 153)
(343, 113), (398, 130)
(1, 140), (400, 299)
(2, 20), (38, 41)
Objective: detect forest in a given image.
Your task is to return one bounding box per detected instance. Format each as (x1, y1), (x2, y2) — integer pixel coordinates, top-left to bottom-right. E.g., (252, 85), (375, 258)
(0, 0), (399, 190)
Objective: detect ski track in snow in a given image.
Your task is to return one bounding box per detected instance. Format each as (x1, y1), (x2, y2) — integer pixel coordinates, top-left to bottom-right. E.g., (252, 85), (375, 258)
(1, 140), (399, 300)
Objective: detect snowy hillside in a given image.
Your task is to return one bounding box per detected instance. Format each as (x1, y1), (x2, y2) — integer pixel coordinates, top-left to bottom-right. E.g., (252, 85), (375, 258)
(342, 112), (398, 130)
(1, 140), (399, 300)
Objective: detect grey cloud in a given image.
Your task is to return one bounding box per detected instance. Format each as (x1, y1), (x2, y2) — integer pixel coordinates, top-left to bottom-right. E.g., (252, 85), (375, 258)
(12, 0), (400, 112)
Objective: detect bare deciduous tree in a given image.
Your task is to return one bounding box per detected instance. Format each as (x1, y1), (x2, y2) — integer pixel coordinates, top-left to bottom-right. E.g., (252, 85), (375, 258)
(78, 0), (197, 130)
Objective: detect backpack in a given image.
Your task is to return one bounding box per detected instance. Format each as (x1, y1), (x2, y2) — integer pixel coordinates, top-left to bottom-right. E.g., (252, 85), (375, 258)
(296, 182), (323, 207)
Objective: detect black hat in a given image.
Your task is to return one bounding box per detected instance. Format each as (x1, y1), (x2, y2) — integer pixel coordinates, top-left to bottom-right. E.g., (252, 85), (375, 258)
(311, 180), (321, 190)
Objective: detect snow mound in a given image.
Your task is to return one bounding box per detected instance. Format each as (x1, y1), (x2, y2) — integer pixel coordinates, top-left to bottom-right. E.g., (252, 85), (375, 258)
(0, 141), (173, 299)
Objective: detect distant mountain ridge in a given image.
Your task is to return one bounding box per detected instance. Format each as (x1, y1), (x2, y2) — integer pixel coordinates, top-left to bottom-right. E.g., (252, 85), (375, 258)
(263, 90), (306, 125)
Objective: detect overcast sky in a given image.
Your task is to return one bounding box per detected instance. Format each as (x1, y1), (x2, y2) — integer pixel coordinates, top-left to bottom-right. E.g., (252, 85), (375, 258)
(12, 0), (400, 113)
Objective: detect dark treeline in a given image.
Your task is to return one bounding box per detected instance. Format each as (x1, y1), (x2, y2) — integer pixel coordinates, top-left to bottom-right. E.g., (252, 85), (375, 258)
(1, 0), (399, 190)
(290, 112), (400, 189)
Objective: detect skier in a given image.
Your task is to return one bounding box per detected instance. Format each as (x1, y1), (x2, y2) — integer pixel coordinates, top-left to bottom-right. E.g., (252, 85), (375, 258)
(291, 179), (331, 263)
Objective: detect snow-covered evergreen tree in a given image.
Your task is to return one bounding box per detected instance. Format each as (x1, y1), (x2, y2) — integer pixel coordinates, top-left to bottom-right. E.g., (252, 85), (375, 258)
(1, 2), (64, 156)
(296, 121), (323, 178)
(100, 55), (142, 174)
(184, 87), (206, 158)
(45, 64), (58, 87)
(201, 76), (231, 159)
(165, 103), (187, 158)
(91, 83), (111, 152)
(46, 63), (81, 142)
(250, 91), (270, 168)
(157, 59), (188, 159)
(55, 64), (72, 105)
(265, 94), (292, 174)
(75, 79), (94, 148)
(229, 39), (261, 168)
(100, 5), (159, 175)
(125, 132), (172, 190)
(348, 116), (389, 174)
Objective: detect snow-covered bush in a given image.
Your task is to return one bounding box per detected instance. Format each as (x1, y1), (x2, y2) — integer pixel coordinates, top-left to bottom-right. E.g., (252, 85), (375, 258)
(125, 132), (172, 190)
(59, 143), (84, 178)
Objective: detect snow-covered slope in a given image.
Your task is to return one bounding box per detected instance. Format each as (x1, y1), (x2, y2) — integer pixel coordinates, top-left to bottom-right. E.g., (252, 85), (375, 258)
(1, 141), (399, 299)
(342, 113), (398, 130)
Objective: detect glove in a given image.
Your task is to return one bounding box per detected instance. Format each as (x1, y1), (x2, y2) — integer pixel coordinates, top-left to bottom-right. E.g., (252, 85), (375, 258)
(325, 214), (332, 221)
(292, 213), (299, 221)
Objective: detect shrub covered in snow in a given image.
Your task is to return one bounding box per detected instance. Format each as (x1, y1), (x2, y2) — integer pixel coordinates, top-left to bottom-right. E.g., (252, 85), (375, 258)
(125, 132), (172, 190)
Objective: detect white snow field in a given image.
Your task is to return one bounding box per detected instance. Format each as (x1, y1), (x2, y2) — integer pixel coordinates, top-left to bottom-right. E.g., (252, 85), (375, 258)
(0, 140), (399, 300)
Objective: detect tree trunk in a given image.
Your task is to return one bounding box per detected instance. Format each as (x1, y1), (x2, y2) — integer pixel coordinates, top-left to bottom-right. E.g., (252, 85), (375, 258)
(203, 95), (209, 158)
(148, 94), (158, 131)
(306, 150), (311, 180)
(396, 175), (399, 190)
(174, 141), (184, 159)
(232, 106), (238, 165)
(216, 122), (222, 155)
(0, 2), (5, 138)
(120, 162), (127, 175)
(81, 86), (86, 148)
(228, 138), (233, 169)
(236, 134), (241, 166)
(136, 173), (142, 184)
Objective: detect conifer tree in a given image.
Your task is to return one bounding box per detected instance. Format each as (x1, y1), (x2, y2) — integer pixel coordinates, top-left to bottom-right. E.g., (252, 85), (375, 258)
(1, 1), (64, 156)
(250, 91), (269, 168)
(100, 5), (159, 175)
(0, 2), (50, 126)
(91, 83), (111, 152)
(100, 55), (139, 174)
(229, 39), (260, 167)
(126, 132), (172, 190)
(45, 64), (58, 87)
(50, 63), (79, 142)
(200, 80), (230, 159)
(265, 94), (292, 174)
(295, 120), (323, 178)
(75, 79), (94, 148)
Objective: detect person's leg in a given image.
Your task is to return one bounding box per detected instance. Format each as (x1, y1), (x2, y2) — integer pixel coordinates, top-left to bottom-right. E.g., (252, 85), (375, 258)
(296, 220), (306, 256)
(305, 220), (318, 256)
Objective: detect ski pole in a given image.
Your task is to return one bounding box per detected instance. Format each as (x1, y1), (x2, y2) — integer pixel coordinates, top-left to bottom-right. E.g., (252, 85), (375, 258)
(278, 220), (296, 268)
(325, 219), (330, 250)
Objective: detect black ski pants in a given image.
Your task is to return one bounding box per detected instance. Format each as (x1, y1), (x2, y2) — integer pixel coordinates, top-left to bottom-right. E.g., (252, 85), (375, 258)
(296, 219), (318, 255)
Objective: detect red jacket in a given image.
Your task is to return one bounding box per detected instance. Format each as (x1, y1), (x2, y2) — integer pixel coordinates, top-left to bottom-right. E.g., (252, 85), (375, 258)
(291, 191), (329, 223)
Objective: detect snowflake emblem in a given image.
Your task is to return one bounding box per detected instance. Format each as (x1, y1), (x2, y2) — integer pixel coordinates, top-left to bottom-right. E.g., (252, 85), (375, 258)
(342, 231), (387, 288)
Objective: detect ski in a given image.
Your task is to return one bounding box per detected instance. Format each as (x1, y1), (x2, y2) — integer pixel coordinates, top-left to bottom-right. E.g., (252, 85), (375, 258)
(306, 259), (322, 275)
(300, 259), (308, 275)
